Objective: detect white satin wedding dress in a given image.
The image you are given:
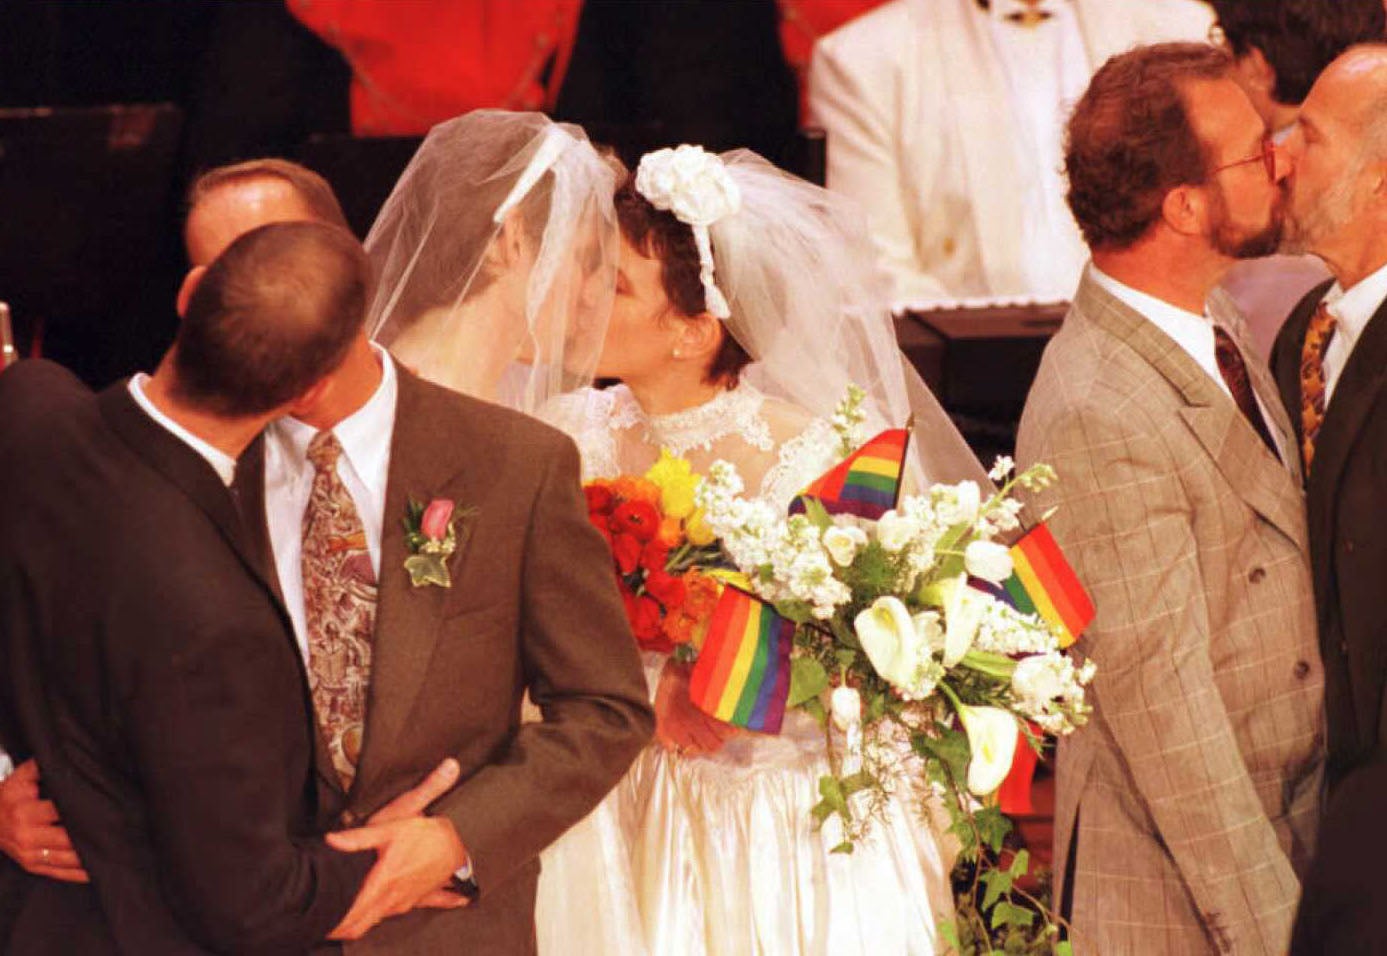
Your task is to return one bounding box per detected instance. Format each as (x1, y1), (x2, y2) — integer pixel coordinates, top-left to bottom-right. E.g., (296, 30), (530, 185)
(534, 383), (953, 956)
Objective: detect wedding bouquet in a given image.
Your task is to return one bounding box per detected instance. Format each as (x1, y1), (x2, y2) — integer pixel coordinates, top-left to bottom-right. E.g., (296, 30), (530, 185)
(690, 387), (1095, 951)
(584, 451), (723, 655)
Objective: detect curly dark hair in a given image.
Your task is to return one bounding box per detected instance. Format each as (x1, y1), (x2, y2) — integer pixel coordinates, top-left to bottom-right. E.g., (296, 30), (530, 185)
(1211, 0), (1384, 105)
(614, 173), (751, 387)
(1064, 43), (1233, 252)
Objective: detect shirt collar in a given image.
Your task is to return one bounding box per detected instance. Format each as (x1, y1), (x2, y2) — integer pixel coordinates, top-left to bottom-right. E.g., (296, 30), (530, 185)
(1322, 259), (1387, 356)
(127, 374), (238, 486)
(1090, 266), (1214, 335)
(267, 344), (398, 494)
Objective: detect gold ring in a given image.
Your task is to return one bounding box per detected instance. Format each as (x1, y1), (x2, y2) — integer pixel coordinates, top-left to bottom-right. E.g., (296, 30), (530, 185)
(40, 848), (50, 864)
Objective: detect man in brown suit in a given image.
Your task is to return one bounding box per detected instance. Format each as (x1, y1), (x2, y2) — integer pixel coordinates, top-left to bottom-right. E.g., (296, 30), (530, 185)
(0, 161), (655, 952)
(1017, 44), (1324, 954)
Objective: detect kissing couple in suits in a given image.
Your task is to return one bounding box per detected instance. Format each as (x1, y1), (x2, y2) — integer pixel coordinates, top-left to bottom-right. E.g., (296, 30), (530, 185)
(0, 179), (653, 950)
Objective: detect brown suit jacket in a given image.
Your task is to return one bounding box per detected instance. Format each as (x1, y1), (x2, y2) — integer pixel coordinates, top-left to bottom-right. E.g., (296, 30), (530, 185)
(1016, 271), (1324, 955)
(241, 365), (654, 954)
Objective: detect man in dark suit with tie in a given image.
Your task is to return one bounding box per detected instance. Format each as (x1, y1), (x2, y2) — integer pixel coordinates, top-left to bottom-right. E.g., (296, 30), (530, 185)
(1273, 43), (1387, 791)
(0, 222), (394, 952)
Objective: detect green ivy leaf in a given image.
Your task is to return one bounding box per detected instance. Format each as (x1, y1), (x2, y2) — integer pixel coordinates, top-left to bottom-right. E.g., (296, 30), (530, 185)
(981, 869), (1014, 911)
(990, 902), (1035, 931)
(787, 657), (829, 708)
(1007, 849), (1030, 880)
(829, 840), (855, 855)
(937, 919), (961, 952)
(1056, 941), (1074, 956)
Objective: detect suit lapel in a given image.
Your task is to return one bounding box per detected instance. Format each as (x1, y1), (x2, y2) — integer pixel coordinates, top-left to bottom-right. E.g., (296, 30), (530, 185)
(352, 368), (472, 802)
(1077, 275), (1308, 553)
(1308, 295), (1387, 553)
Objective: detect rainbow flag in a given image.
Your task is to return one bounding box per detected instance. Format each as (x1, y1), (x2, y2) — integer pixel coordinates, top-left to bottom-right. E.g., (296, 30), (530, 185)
(972, 523), (1093, 648)
(790, 427), (910, 520)
(689, 585), (794, 733)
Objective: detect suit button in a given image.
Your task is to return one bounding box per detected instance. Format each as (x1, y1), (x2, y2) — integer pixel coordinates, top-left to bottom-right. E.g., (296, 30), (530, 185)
(1345, 539), (1356, 553)
(1340, 639), (1350, 655)
(1293, 660), (1311, 679)
(1248, 567), (1266, 583)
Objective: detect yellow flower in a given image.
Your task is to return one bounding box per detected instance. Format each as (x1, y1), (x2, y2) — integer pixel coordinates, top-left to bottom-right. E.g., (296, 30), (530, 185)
(685, 508), (716, 546)
(645, 449), (701, 520)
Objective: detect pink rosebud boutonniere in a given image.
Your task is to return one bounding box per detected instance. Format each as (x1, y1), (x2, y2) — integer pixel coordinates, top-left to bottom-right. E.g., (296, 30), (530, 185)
(402, 497), (476, 588)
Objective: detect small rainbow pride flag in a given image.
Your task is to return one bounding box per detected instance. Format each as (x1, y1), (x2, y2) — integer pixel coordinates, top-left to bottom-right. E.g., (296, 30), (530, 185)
(790, 427), (910, 520)
(689, 585), (794, 733)
(972, 523), (1094, 648)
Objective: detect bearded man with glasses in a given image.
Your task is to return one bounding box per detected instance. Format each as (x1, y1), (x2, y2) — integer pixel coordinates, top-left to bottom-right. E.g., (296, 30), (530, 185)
(1018, 42), (1324, 955)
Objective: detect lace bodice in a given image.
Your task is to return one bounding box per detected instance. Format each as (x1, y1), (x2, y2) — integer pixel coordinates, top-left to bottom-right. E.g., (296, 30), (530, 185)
(543, 383), (839, 510)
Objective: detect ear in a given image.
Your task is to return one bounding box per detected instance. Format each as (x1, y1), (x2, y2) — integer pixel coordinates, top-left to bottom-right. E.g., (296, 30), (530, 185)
(175, 266), (207, 319)
(1235, 47), (1276, 97)
(1160, 184), (1206, 238)
(493, 210), (527, 268)
(671, 312), (725, 368)
(284, 377), (331, 420)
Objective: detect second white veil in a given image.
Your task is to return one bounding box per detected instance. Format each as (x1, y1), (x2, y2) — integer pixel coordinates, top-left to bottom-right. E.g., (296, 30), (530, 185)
(706, 150), (989, 488)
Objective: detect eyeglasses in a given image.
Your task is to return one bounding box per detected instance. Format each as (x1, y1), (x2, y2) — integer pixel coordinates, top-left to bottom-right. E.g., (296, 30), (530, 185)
(1210, 134), (1276, 182)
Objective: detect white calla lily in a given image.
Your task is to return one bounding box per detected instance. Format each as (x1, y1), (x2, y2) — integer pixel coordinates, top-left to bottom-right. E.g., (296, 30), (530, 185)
(855, 596), (929, 693)
(957, 705), (1019, 796)
(939, 574), (984, 667)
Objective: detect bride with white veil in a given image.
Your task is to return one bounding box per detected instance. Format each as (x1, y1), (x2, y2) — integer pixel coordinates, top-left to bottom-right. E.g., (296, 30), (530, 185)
(370, 118), (983, 953)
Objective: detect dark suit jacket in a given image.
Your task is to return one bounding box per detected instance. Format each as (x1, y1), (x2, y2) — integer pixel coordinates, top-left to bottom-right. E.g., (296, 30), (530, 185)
(1273, 280), (1387, 787)
(0, 361), (373, 954)
(1290, 760), (1387, 954)
(239, 366), (654, 955)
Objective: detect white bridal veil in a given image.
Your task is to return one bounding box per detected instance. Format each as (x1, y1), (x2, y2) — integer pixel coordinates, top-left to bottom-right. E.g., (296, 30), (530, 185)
(366, 109), (621, 415)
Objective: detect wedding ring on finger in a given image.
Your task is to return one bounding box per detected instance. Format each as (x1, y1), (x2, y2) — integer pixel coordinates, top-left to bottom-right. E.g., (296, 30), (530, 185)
(40, 848), (50, 864)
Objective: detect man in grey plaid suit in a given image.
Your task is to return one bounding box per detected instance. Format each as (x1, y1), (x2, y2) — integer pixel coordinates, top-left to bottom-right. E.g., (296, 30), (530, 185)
(1018, 44), (1325, 954)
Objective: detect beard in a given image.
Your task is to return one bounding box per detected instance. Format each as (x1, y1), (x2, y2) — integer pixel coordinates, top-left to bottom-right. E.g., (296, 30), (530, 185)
(1280, 168), (1361, 256)
(1209, 180), (1284, 259)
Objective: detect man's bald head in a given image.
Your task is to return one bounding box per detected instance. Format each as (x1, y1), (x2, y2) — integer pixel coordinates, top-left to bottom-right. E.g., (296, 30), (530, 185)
(183, 159), (349, 266)
(172, 221), (370, 417)
(1281, 43), (1387, 276)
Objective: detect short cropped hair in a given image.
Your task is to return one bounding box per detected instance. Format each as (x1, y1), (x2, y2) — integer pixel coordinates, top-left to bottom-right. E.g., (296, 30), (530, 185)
(186, 158), (349, 230)
(1212, 0), (1384, 105)
(1065, 43), (1233, 252)
(172, 221), (368, 416)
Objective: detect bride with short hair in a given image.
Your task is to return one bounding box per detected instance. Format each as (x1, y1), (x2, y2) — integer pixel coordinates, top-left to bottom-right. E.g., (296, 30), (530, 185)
(371, 117), (981, 954)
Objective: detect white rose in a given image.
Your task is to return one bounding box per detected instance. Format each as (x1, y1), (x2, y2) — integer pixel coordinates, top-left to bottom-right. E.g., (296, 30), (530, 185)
(938, 481), (982, 527)
(939, 574), (984, 667)
(822, 525), (867, 566)
(964, 540), (1014, 584)
(1012, 655), (1068, 705)
(875, 510), (917, 553)
(635, 145), (742, 227)
(830, 685), (862, 732)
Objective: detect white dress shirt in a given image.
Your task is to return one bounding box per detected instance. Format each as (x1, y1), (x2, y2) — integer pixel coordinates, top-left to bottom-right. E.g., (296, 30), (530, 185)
(264, 346), (397, 660)
(128, 374), (238, 485)
(986, 3), (1091, 299)
(0, 375), (238, 779)
(1318, 260), (1387, 406)
(1092, 267), (1289, 462)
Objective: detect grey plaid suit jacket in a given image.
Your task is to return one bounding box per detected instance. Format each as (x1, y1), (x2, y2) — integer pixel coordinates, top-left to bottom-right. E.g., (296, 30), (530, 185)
(1017, 270), (1325, 955)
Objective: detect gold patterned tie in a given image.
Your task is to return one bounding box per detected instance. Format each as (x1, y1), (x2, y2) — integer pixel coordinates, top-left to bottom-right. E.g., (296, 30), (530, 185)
(1299, 303), (1337, 474)
(301, 430), (377, 790)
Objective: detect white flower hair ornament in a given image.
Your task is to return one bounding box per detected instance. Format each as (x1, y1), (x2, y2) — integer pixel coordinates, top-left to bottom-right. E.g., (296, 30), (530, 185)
(634, 145), (742, 320)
